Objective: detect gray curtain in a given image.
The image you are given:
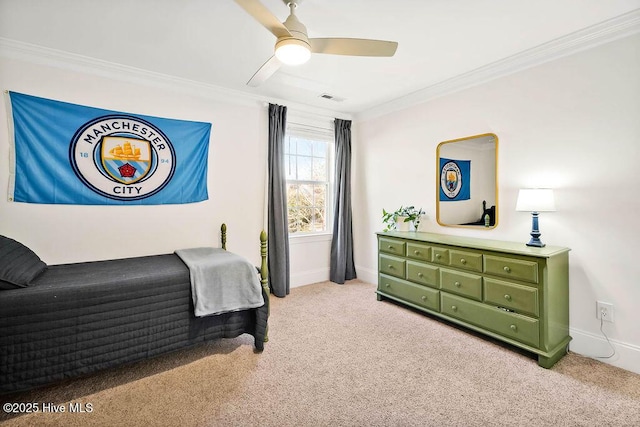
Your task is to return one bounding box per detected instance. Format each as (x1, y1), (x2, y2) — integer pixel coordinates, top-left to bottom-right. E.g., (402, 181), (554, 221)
(268, 104), (290, 297)
(330, 119), (357, 284)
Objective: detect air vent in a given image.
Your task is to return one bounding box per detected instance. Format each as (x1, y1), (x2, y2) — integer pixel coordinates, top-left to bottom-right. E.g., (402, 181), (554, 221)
(319, 93), (345, 102)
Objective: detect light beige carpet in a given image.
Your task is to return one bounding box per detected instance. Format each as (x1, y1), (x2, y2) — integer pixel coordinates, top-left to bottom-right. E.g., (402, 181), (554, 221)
(1, 280), (639, 427)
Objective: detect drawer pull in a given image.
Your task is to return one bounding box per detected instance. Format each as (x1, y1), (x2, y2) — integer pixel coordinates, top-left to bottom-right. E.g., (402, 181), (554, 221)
(414, 250), (420, 255)
(435, 254), (442, 259)
(454, 281), (461, 287)
(451, 305), (457, 312)
(460, 258), (466, 264)
(385, 283), (390, 288)
(418, 272), (424, 278)
(388, 264), (394, 269)
(504, 294), (512, 301)
(510, 324), (518, 332)
(503, 266), (511, 273)
(388, 245), (394, 250)
(421, 295), (427, 301)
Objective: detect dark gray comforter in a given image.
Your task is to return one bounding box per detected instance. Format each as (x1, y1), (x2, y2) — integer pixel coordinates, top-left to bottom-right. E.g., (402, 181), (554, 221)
(0, 254), (268, 394)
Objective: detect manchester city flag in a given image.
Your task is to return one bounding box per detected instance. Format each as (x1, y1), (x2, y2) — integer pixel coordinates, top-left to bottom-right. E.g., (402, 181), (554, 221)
(7, 92), (211, 205)
(439, 158), (471, 201)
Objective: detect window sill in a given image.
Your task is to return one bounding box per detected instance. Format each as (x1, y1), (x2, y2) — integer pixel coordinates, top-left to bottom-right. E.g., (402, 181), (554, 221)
(288, 232), (332, 244)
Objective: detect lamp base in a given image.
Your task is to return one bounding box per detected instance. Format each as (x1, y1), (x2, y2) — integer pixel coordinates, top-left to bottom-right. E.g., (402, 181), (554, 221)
(526, 212), (546, 247)
(526, 239), (546, 248)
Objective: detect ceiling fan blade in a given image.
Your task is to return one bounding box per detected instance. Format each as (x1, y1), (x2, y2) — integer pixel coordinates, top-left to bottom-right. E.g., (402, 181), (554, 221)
(234, 0), (291, 39)
(247, 55), (282, 87)
(309, 38), (398, 57)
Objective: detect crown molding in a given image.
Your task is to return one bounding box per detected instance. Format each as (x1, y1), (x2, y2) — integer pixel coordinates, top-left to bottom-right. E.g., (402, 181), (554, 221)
(355, 9), (640, 122)
(0, 37), (351, 121)
(0, 37), (255, 104)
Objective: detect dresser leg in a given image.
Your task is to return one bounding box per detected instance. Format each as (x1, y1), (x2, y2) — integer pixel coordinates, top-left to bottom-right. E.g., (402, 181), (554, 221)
(537, 341), (570, 368)
(377, 293), (383, 301)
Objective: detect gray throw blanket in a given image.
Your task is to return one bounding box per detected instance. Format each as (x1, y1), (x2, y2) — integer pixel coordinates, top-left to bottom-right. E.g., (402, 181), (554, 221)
(175, 247), (264, 317)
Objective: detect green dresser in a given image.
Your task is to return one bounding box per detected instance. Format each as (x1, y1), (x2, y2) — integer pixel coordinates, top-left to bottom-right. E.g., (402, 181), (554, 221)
(376, 231), (571, 368)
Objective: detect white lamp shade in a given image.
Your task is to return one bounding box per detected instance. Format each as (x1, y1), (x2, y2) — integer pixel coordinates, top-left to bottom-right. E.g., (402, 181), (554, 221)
(516, 188), (556, 212)
(275, 39), (311, 65)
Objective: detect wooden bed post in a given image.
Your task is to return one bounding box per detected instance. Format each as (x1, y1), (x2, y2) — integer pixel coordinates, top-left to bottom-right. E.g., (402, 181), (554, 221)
(221, 223), (227, 250)
(260, 229), (269, 343)
(220, 224), (265, 289)
(219, 223), (268, 343)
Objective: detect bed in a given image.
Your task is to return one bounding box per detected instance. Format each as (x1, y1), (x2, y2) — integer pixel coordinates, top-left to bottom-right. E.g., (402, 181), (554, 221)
(0, 224), (269, 394)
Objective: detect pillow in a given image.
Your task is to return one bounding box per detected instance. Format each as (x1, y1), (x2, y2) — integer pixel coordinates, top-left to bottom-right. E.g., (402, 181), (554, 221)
(0, 235), (47, 288)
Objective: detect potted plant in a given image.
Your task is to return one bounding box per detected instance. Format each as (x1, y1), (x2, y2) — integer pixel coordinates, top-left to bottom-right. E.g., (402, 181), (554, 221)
(402, 206), (426, 231)
(382, 206), (426, 232)
(382, 207), (404, 232)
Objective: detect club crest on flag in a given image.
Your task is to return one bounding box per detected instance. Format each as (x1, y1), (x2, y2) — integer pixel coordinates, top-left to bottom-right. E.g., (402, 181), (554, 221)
(101, 137), (152, 184)
(441, 161), (463, 199)
(70, 115), (176, 201)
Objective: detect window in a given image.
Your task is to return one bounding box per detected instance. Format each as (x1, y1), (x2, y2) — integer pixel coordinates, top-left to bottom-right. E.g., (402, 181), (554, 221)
(285, 127), (333, 234)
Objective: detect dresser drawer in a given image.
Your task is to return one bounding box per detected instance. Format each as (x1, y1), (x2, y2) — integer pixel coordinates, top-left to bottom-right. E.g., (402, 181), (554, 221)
(379, 274), (440, 312)
(407, 242), (431, 262)
(449, 249), (483, 273)
(441, 293), (485, 327)
(484, 278), (539, 317)
(406, 261), (438, 288)
(379, 254), (406, 279)
(431, 247), (449, 265)
(379, 237), (406, 256)
(441, 294), (540, 348)
(484, 255), (539, 284)
(440, 268), (483, 301)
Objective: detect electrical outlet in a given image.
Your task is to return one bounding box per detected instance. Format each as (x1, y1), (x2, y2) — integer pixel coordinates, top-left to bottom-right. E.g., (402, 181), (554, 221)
(596, 301), (614, 323)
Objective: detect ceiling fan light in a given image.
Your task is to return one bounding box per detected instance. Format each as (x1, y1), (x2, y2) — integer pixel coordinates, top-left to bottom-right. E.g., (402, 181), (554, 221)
(275, 39), (311, 65)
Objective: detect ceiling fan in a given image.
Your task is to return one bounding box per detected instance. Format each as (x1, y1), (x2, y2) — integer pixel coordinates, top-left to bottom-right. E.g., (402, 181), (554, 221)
(234, 0), (399, 87)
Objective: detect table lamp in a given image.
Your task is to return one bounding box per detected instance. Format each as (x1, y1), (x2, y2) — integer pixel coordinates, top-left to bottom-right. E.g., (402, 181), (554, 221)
(515, 188), (556, 247)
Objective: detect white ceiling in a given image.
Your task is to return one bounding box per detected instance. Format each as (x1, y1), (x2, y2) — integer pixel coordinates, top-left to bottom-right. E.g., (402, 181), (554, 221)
(1, 0), (639, 117)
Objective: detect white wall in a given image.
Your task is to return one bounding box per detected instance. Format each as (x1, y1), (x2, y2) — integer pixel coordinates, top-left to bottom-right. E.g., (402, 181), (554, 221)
(0, 46), (340, 283)
(353, 34), (640, 374)
(289, 234), (331, 287)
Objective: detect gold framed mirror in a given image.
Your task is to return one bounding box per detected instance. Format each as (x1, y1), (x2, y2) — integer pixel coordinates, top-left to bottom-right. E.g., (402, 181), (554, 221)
(436, 133), (498, 228)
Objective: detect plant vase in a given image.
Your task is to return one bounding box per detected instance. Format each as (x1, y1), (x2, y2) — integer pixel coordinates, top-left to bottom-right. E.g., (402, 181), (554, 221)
(396, 216), (410, 231)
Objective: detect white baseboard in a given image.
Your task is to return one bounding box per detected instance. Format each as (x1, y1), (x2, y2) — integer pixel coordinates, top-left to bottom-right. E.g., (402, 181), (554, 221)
(290, 268), (330, 288)
(291, 265), (377, 288)
(355, 265), (377, 285)
(569, 327), (640, 375)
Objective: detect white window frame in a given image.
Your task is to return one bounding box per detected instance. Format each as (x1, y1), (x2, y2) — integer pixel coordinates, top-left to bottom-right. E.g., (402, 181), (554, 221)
(285, 123), (334, 237)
